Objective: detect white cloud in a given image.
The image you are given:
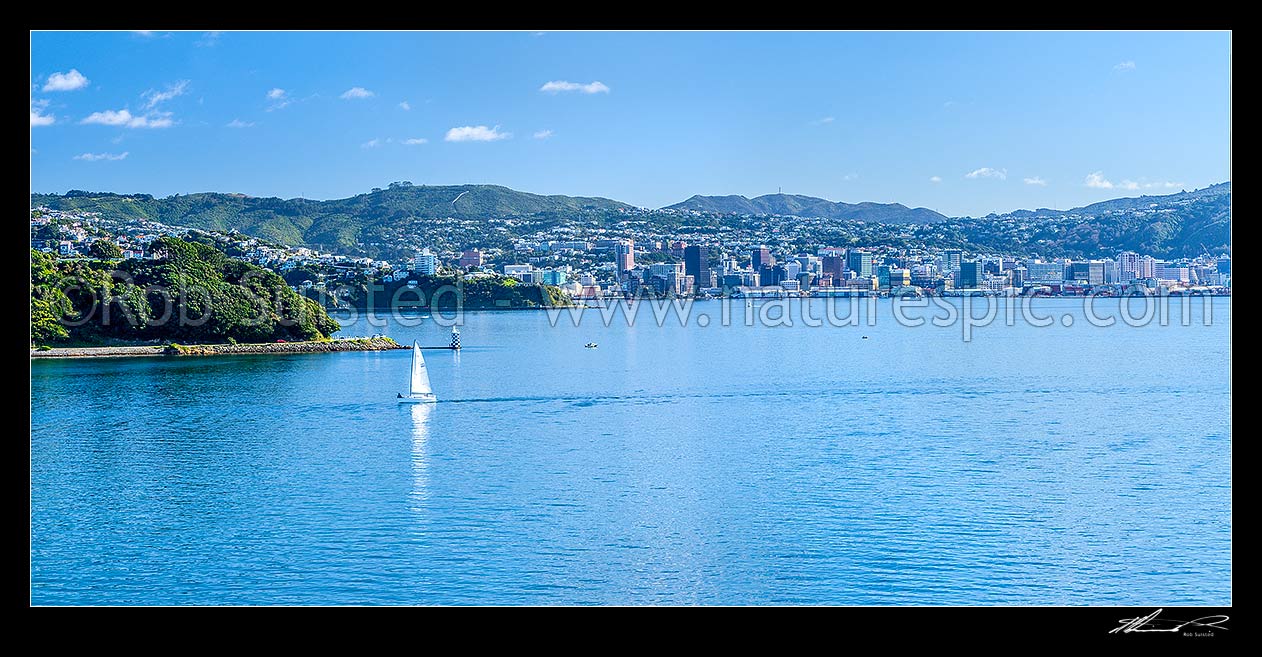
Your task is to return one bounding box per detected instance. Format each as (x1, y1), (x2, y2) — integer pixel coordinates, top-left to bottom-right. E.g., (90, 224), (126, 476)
(1023, 176), (1048, 186)
(398, 100), (411, 110)
(340, 86), (375, 100)
(74, 151), (129, 161)
(539, 80), (610, 94)
(1114, 60), (1136, 72)
(1085, 171), (1114, 189)
(929, 176), (942, 183)
(841, 173), (858, 181)
(403, 138), (428, 145)
(533, 129), (554, 139)
(445, 125), (511, 142)
(265, 88), (291, 111)
(965, 167), (1007, 180)
(81, 108), (174, 129)
(1086, 172), (1185, 191)
(226, 118), (255, 128)
(43, 69), (89, 92)
(132, 30), (157, 37)
(142, 80), (190, 109)
(361, 138), (382, 149)
(30, 100), (55, 126)
(196, 31), (221, 47)
(812, 116), (835, 125)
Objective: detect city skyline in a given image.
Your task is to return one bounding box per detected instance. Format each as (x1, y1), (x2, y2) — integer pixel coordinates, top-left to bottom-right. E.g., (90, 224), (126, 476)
(30, 30), (1231, 217)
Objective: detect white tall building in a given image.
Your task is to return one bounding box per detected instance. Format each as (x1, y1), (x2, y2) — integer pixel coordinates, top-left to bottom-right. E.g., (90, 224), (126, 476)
(413, 250), (437, 275)
(1117, 251), (1141, 281)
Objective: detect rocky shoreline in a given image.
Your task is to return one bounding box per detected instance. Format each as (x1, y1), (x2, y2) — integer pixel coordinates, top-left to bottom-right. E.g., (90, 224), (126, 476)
(31, 337), (406, 359)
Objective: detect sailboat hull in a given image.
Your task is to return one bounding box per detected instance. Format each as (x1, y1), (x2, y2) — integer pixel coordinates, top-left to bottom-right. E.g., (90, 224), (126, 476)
(398, 393), (437, 404)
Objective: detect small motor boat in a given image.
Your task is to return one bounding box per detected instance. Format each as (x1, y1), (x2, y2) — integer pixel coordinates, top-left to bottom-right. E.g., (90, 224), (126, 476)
(585, 342), (598, 349)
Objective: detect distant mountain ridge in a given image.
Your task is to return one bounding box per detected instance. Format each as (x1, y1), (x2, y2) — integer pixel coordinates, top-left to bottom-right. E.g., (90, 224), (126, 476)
(31, 183), (630, 250)
(30, 181), (1230, 260)
(997, 182), (1232, 218)
(665, 193), (948, 224)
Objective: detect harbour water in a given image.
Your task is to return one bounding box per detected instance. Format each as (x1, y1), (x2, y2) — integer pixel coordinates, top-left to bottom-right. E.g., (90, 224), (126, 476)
(30, 298), (1232, 605)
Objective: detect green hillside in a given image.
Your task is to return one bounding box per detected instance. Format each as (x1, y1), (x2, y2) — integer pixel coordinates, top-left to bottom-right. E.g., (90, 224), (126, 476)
(31, 182), (631, 251)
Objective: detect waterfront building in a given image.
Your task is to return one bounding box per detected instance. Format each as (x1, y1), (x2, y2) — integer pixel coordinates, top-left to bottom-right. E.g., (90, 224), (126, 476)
(889, 268), (911, 288)
(1026, 262), (1064, 283)
(959, 261), (981, 288)
(684, 245), (711, 294)
(877, 265), (891, 290)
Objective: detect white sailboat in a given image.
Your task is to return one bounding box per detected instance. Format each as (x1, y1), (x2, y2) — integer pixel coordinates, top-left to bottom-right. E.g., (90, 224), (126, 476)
(398, 341), (437, 403)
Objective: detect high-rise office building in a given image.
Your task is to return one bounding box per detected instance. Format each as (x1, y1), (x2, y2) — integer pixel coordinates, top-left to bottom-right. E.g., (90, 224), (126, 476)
(822, 255), (846, 280)
(760, 264), (787, 287)
(1010, 267), (1026, 288)
(1067, 261), (1107, 285)
(959, 261), (981, 288)
(752, 247), (774, 272)
(944, 250), (963, 272)
(684, 245), (711, 293)
(1117, 251), (1141, 281)
(615, 240), (635, 274)
(877, 265), (891, 290)
(846, 251), (873, 278)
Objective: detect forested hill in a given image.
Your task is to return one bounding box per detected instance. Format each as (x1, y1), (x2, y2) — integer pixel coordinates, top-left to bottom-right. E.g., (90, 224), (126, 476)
(31, 181), (1230, 260)
(665, 193), (947, 224)
(30, 182), (631, 251)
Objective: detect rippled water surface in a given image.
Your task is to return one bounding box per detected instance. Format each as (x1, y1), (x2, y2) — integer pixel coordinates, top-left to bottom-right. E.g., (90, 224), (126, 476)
(31, 298), (1231, 604)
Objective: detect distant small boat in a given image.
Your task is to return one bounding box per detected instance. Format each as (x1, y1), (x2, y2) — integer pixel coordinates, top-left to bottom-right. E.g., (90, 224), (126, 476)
(398, 341), (437, 403)
(585, 342), (598, 349)
(862, 336), (869, 339)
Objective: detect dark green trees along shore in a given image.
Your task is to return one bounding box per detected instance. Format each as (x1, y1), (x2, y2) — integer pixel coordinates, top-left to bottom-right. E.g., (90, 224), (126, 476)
(30, 237), (340, 346)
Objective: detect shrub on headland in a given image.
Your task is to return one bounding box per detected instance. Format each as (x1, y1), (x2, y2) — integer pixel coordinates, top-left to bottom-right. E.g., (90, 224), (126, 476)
(30, 238), (340, 346)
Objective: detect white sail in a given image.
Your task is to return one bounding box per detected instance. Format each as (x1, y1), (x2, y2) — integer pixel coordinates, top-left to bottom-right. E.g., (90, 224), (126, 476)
(409, 341), (433, 397)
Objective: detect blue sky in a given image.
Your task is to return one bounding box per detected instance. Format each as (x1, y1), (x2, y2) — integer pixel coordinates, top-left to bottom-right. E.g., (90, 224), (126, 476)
(30, 30), (1230, 217)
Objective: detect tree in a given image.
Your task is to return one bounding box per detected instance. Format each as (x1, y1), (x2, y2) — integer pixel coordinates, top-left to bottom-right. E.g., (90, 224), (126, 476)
(88, 239), (122, 260)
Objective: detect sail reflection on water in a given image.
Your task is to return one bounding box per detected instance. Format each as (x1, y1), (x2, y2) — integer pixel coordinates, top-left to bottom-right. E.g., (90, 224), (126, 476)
(409, 403), (434, 514)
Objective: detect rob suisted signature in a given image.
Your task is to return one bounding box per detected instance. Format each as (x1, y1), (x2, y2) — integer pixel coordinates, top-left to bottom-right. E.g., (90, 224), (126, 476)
(1110, 609), (1230, 635)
